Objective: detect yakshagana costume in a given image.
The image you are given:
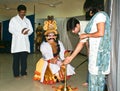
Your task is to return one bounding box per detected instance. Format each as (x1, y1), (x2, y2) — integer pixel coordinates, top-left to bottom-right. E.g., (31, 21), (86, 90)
(33, 16), (75, 84)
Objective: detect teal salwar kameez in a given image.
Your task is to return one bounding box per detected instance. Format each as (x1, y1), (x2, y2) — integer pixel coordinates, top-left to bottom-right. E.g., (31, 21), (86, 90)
(84, 11), (111, 91)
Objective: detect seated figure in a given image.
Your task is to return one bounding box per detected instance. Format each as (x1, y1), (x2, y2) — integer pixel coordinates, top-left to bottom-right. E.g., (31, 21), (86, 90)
(33, 18), (75, 84)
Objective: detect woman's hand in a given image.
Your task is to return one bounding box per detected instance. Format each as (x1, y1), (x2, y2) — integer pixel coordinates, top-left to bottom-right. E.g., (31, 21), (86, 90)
(80, 33), (88, 40)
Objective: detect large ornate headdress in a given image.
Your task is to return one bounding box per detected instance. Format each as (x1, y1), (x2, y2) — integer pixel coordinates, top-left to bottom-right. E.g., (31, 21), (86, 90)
(43, 15), (58, 35)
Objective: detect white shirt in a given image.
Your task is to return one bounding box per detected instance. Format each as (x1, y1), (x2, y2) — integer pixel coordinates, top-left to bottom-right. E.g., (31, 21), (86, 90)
(78, 21), (89, 42)
(9, 15), (33, 53)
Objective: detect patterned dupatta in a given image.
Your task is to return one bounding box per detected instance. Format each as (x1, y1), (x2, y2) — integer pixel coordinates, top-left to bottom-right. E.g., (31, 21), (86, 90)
(84, 11), (111, 74)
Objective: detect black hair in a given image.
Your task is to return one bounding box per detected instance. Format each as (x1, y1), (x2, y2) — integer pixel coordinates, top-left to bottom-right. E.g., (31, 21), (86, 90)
(47, 15), (54, 20)
(85, 11), (93, 20)
(67, 17), (79, 31)
(17, 4), (27, 11)
(83, 0), (104, 15)
(38, 23), (41, 25)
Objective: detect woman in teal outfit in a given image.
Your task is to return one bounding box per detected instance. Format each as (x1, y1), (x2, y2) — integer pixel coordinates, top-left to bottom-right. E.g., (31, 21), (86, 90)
(64, 0), (111, 91)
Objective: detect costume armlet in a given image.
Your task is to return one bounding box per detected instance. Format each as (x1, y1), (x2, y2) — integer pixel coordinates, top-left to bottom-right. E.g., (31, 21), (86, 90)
(47, 60), (51, 63)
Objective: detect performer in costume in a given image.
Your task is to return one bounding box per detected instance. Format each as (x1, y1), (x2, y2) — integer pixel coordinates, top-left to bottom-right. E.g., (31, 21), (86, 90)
(33, 16), (75, 84)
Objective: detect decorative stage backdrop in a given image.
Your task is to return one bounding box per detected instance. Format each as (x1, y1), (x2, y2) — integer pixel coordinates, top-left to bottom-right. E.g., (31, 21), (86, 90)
(1, 14), (35, 53)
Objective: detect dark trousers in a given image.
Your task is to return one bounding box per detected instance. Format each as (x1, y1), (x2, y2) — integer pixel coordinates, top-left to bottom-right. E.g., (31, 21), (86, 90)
(86, 71), (89, 83)
(12, 52), (28, 77)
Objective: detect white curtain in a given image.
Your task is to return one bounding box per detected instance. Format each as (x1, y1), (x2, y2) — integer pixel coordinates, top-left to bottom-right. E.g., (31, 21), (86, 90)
(107, 0), (120, 91)
(55, 18), (73, 50)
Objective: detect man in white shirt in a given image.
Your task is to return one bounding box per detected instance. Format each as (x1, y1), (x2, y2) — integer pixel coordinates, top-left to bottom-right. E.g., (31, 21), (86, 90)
(9, 4), (33, 79)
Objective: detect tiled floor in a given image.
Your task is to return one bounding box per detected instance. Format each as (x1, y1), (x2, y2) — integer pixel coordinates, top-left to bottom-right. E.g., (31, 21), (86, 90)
(0, 53), (88, 91)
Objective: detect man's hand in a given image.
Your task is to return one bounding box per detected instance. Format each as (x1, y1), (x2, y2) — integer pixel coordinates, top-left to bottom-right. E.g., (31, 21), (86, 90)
(22, 28), (29, 35)
(22, 28), (27, 33)
(23, 30), (29, 35)
(63, 56), (72, 65)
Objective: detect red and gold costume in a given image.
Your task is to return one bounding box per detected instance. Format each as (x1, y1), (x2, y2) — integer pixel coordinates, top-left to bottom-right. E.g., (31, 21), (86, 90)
(33, 16), (75, 84)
